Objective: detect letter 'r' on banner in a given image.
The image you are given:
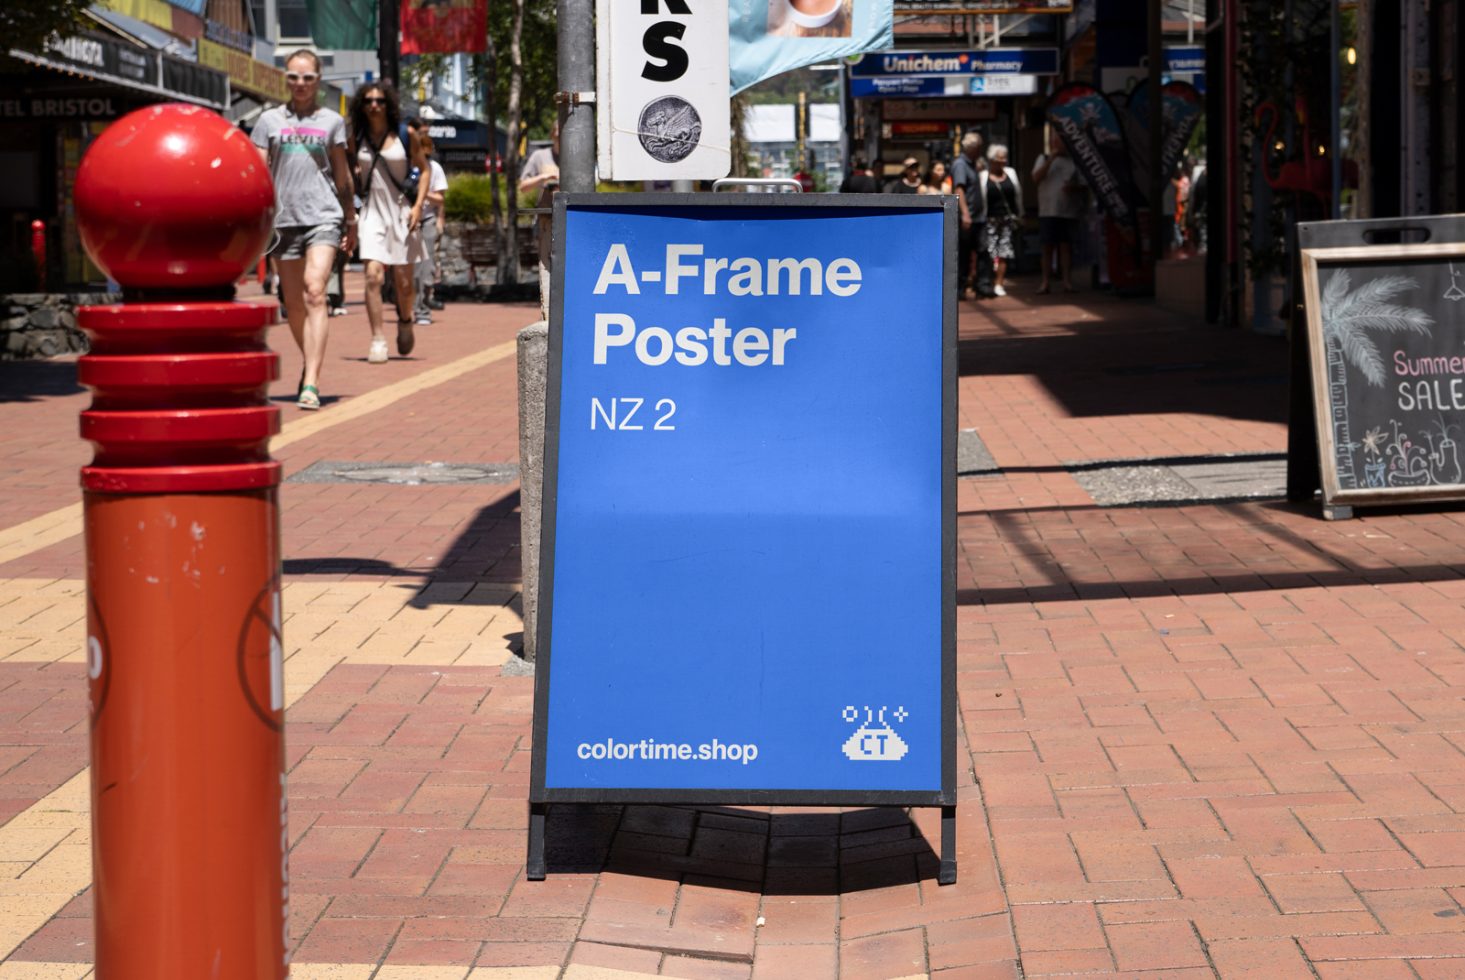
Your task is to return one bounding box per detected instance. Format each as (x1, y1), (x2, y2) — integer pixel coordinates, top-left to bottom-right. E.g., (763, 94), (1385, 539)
(401, 0), (486, 55)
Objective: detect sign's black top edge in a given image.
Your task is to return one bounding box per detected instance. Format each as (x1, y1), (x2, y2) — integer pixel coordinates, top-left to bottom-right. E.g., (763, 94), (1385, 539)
(557, 192), (949, 210)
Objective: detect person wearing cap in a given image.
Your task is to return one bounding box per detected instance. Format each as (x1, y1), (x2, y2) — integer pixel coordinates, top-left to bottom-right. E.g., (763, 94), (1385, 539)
(886, 157), (923, 194)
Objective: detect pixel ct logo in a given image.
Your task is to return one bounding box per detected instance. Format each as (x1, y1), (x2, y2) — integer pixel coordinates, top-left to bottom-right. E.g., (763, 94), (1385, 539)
(841, 705), (909, 762)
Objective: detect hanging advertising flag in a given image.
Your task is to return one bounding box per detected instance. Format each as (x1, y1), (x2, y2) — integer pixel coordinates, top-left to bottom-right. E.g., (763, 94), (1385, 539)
(729, 0), (893, 94)
(1124, 80), (1205, 187)
(401, 0), (486, 55)
(1046, 83), (1143, 233)
(305, 0), (376, 52)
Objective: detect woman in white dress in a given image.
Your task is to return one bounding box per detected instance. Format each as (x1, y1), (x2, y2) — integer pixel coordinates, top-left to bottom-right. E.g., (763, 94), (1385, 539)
(348, 81), (430, 362)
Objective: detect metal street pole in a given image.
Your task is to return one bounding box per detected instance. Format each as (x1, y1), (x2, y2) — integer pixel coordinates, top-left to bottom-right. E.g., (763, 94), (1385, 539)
(1148, 0), (1165, 276)
(1330, 0), (1342, 219)
(1204, 0), (1224, 321)
(557, 0), (595, 193)
(379, 0), (400, 86)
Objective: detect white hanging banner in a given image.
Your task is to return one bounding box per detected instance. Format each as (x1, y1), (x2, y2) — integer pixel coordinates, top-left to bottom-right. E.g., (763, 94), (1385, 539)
(596, 0), (732, 181)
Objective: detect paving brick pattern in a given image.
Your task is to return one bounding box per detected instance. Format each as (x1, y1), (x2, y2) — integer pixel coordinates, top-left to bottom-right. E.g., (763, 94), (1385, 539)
(5, 286), (1465, 976)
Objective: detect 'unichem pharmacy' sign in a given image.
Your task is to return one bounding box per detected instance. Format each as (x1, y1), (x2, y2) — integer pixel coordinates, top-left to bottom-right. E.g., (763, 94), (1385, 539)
(849, 47), (1059, 77)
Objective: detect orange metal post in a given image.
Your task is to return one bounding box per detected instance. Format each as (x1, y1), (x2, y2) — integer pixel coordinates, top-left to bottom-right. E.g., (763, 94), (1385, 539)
(74, 104), (288, 978)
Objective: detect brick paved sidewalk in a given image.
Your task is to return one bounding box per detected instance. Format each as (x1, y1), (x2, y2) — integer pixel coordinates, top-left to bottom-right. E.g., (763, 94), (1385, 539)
(4, 282), (1465, 978)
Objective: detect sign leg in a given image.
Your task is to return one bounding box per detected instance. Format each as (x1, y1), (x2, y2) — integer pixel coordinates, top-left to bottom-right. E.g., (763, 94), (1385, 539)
(938, 805), (957, 885)
(1287, 254), (1323, 505)
(527, 803), (548, 880)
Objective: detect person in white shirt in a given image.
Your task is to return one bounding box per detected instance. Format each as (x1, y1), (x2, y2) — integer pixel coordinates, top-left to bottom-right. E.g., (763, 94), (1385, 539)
(413, 139), (449, 325)
(1032, 130), (1084, 294)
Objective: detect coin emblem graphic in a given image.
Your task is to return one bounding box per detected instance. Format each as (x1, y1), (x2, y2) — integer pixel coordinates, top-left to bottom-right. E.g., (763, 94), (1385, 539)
(638, 96), (702, 163)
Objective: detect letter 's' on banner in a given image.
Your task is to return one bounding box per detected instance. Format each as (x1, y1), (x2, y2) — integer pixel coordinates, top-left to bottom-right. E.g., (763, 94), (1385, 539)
(729, 0), (893, 94)
(401, 0), (487, 55)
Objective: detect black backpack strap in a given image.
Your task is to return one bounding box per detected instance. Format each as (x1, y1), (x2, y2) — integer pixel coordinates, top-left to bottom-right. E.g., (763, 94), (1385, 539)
(364, 135), (413, 200)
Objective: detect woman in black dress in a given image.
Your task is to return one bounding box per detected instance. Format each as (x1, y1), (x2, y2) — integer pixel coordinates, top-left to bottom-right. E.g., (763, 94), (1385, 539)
(979, 144), (1022, 297)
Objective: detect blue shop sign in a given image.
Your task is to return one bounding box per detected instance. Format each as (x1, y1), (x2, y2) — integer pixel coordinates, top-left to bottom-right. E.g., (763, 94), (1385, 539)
(849, 47), (1059, 78)
(1165, 45), (1205, 74)
(850, 76), (946, 97)
(531, 195), (956, 805)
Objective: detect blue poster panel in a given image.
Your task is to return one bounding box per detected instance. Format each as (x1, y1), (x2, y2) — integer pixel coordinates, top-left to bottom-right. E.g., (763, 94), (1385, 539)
(531, 195), (955, 804)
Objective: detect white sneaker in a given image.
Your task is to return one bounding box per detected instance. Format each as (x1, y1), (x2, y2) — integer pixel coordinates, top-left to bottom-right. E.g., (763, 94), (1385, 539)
(368, 337), (389, 363)
(993, 284), (1007, 297)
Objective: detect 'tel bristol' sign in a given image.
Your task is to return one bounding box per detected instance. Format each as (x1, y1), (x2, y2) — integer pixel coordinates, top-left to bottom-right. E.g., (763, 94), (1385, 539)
(529, 195), (956, 869)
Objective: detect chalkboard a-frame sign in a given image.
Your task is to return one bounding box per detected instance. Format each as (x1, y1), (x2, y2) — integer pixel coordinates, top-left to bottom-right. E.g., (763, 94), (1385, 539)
(526, 194), (957, 884)
(1301, 239), (1465, 509)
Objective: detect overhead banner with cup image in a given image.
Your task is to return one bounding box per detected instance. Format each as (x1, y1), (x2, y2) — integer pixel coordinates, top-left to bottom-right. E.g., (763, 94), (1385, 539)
(729, 0), (893, 94)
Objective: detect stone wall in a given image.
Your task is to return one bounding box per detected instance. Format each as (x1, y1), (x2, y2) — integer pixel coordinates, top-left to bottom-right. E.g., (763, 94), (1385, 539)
(1, 293), (116, 360)
(438, 221), (474, 288)
(437, 221), (539, 292)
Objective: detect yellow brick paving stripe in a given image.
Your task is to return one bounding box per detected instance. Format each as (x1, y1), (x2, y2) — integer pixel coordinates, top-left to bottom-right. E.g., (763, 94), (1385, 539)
(0, 338), (519, 569)
(0, 579), (520, 669)
(0, 579), (520, 963)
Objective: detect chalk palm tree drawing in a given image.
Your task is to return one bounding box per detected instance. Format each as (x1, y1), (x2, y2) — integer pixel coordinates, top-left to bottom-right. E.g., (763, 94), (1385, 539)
(1320, 270), (1434, 487)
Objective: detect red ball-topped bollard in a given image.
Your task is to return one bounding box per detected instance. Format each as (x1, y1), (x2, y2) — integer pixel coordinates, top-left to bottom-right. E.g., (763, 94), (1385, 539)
(74, 104), (288, 979)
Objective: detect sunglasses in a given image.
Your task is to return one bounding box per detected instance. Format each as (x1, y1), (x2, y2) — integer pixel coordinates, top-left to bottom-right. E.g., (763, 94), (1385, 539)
(363, 97), (387, 105)
(285, 72), (319, 83)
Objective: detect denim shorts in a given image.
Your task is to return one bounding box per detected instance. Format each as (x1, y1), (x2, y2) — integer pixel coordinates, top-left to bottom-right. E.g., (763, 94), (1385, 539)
(271, 221), (341, 260)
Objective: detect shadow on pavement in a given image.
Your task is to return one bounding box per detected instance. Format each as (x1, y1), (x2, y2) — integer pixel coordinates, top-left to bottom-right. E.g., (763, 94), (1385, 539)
(543, 803), (942, 893)
(0, 360), (84, 402)
(956, 498), (1465, 605)
(280, 490), (522, 586)
(958, 291), (1290, 424)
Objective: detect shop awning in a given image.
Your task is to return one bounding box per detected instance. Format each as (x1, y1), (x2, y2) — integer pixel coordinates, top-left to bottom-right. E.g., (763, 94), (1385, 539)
(421, 117), (508, 169)
(8, 30), (227, 109)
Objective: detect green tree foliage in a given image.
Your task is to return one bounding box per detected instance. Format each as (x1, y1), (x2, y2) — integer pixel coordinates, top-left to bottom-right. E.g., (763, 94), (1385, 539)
(466, 0), (556, 141)
(444, 173), (502, 223)
(503, 0), (556, 140)
(2, 0), (93, 63)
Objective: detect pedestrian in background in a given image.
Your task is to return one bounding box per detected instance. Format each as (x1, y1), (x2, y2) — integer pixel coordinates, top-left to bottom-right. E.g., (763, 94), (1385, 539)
(921, 160), (952, 195)
(349, 80), (429, 363)
(952, 132), (993, 299)
(1032, 131), (1083, 294)
(412, 135), (449, 326)
(887, 157), (922, 194)
(979, 143), (1021, 297)
(251, 48), (357, 411)
(519, 121), (561, 276)
(840, 157), (878, 193)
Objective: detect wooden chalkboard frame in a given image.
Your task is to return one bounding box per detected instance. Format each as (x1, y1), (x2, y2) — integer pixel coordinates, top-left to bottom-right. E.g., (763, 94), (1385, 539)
(1301, 241), (1465, 508)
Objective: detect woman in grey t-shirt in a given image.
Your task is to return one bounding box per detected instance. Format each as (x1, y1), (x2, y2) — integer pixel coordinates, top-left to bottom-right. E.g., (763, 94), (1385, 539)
(252, 49), (357, 410)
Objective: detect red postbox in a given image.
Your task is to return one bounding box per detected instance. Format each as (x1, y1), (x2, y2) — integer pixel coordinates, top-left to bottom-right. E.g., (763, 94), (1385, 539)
(73, 104), (288, 978)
